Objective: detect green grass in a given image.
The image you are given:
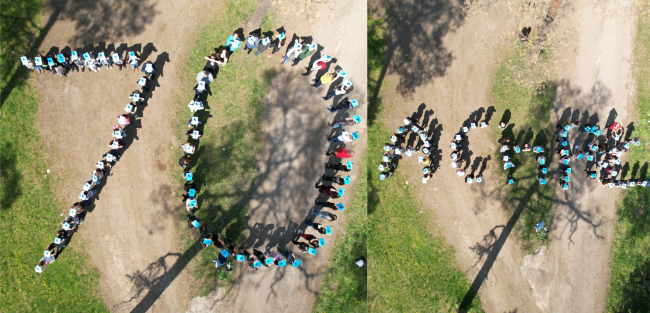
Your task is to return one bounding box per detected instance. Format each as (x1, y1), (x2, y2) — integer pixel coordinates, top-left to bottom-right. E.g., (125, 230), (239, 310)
(313, 159), (368, 313)
(366, 11), (483, 313)
(605, 4), (650, 312)
(488, 41), (557, 253)
(1, 2), (108, 311)
(171, 0), (280, 296)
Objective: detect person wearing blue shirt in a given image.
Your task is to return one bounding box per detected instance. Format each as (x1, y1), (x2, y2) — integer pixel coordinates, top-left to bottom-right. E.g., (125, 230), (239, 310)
(241, 31), (260, 57)
(226, 33), (241, 52)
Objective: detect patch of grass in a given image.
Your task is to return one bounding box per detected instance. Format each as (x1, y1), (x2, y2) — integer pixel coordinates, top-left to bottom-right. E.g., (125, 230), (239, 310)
(313, 158), (368, 313)
(366, 11), (483, 313)
(0, 1), (108, 311)
(606, 3), (650, 312)
(171, 0), (279, 296)
(488, 42), (557, 253)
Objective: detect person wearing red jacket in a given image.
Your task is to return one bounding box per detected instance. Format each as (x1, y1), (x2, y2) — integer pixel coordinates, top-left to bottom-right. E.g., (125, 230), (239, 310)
(324, 147), (355, 158)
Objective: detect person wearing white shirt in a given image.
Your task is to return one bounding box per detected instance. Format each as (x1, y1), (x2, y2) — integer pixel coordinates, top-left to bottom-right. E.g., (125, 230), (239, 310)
(326, 132), (356, 142)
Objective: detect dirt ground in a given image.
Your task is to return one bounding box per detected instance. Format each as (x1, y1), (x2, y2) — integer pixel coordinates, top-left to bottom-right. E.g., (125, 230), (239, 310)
(540, 0), (636, 312)
(34, 0), (366, 312)
(186, 1), (367, 312)
(375, 0), (635, 312)
(34, 0), (219, 312)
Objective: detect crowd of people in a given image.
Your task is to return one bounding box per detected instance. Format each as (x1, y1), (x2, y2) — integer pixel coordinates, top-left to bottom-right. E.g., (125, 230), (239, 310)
(377, 115), (439, 183)
(449, 118), (490, 184)
(179, 28), (363, 272)
(496, 118), (646, 189)
(27, 47), (157, 273)
(20, 49), (152, 77)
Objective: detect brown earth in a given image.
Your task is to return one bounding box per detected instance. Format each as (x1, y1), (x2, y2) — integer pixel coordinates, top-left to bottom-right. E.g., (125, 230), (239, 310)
(34, 0), (219, 312)
(187, 1), (368, 312)
(33, 0), (366, 312)
(374, 0), (636, 312)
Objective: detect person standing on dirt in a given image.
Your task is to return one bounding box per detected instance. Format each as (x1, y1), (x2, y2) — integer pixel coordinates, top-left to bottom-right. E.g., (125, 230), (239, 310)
(241, 31), (260, 57)
(108, 139), (124, 150)
(292, 43), (316, 67)
(226, 33), (241, 53)
(324, 147), (355, 158)
(267, 35), (286, 57)
(127, 51), (140, 72)
(282, 39), (303, 64)
(141, 61), (157, 78)
(313, 70), (339, 88)
(111, 51), (124, 71)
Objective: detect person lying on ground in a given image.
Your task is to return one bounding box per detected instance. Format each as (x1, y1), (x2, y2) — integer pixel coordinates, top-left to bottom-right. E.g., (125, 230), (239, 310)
(314, 199), (338, 209)
(303, 53), (331, 76)
(327, 97), (356, 113)
(313, 70), (339, 88)
(322, 175), (347, 185)
(328, 117), (358, 128)
(311, 208), (338, 221)
(127, 51), (140, 72)
(326, 131), (357, 142)
(324, 147), (355, 158)
(322, 85), (353, 101)
(315, 183), (340, 199)
(304, 222), (328, 234)
(296, 230), (319, 247)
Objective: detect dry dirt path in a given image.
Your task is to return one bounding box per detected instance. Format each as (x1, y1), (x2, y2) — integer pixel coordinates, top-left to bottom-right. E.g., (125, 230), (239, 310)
(376, 0), (544, 311)
(378, 0), (637, 312)
(533, 0), (637, 312)
(186, 1), (367, 312)
(34, 0), (218, 312)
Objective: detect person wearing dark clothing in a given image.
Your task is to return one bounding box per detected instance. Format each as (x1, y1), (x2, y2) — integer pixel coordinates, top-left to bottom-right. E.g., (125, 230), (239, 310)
(322, 175), (346, 185)
(305, 221), (328, 234)
(314, 199), (338, 209)
(327, 98), (356, 113)
(296, 231), (319, 247)
(315, 183), (340, 198)
(291, 238), (311, 253)
(325, 162), (352, 172)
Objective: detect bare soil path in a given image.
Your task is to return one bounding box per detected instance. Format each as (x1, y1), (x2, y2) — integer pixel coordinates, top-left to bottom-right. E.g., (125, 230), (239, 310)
(377, 0), (637, 312)
(376, 1), (542, 311)
(186, 1), (367, 312)
(34, 0), (218, 312)
(539, 0), (636, 312)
